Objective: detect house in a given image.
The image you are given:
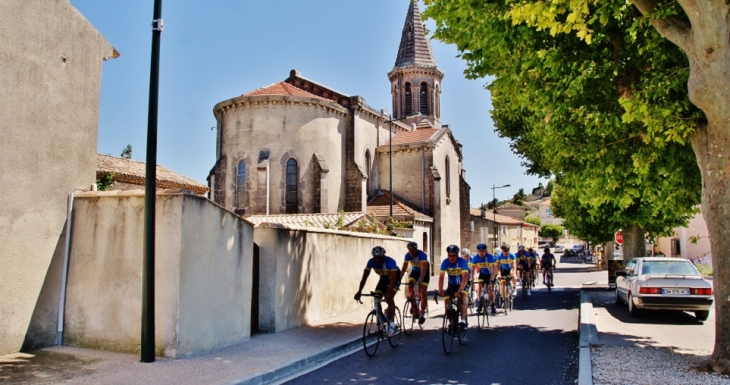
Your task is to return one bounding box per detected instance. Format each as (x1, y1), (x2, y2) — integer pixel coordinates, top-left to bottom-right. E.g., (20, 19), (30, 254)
(467, 208), (539, 253)
(496, 202), (528, 221)
(0, 0), (117, 355)
(96, 154), (208, 195)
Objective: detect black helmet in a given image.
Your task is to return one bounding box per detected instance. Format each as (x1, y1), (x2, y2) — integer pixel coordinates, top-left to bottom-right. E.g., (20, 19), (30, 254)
(476, 243), (487, 251)
(500, 244), (510, 251)
(446, 244), (460, 254)
(406, 241), (418, 249)
(544, 247), (551, 252)
(371, 246), (386, 257)
(518, 245), (525, 251)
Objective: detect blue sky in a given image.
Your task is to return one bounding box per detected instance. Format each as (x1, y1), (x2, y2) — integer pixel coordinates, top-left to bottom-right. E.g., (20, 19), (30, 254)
(70, 0), (548, 207)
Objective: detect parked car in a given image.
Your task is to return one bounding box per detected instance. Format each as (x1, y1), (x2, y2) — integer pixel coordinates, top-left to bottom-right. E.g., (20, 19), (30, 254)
(538, 240), (549, 249)
(554, 244), (565, 253)
(615, 257), (713, 321)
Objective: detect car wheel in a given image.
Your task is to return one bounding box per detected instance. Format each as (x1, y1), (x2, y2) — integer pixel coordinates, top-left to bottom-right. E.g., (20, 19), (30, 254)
(695, 310), (710, 321)
(628, 293), (640, 317)
(614, 290), (622, 306)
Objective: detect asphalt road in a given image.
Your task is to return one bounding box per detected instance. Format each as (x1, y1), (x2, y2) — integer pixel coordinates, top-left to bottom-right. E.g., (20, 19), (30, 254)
(285, 289), (581, 385)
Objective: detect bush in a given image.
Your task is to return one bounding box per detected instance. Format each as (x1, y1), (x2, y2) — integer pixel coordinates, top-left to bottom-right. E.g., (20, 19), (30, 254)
(694, 262), (713, 276)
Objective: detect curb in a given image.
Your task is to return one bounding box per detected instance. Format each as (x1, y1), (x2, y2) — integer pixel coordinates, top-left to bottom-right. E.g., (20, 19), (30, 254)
(231, 337), (362, 385)
(578, 290), (599, 385)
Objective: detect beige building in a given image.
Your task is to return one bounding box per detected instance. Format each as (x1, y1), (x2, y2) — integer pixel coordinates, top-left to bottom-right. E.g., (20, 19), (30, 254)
(207, 1), (469, 265)
(0, 0), (117, 355)
(467, 209), (539, 253)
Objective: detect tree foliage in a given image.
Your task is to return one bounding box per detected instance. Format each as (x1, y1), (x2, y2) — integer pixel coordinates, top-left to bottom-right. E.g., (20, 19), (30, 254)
(512, 188), (527, 205)
(524, 214), (541, 226)
(539, 224), (564, 243)
(121, 144), (132, 159)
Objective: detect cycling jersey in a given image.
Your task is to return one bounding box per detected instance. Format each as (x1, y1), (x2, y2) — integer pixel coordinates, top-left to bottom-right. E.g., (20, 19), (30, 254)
(527, 251), (538, 266)
(404, 250), (428, 275)
(365, 256), (399, 285)
(541, 253), (556, 269)
(440, 257), (470, 286)
(471, 253), (497, 276)
(498, 251), (516, 270)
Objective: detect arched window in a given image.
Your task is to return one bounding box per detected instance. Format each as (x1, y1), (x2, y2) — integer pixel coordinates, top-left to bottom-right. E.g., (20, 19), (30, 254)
(405, 82), (412, 115)
(236, 160), (246, 209)
(365, 150), (371, 194)
(419, 82), (428, 115)
(286, 158), (298, 213)
(445, 156), (451, 198)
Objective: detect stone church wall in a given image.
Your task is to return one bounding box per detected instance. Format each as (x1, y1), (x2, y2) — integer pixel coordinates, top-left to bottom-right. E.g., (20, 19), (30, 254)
(215, 96), (348, 215)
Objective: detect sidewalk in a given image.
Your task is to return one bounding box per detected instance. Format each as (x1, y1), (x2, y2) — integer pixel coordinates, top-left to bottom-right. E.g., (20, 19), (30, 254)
(1, 259), (602, 385)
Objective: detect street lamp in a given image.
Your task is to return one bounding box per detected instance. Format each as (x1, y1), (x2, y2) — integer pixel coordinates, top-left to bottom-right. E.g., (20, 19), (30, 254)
(491, 184), (510, 251)
(387, 112), (422, 218)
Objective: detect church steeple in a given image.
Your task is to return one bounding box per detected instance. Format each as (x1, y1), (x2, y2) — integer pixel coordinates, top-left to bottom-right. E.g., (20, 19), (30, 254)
(388, 0), (443, 128)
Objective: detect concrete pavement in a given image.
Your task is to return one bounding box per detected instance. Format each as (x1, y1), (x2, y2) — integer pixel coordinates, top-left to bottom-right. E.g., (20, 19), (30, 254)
(1, 258), (606, 385)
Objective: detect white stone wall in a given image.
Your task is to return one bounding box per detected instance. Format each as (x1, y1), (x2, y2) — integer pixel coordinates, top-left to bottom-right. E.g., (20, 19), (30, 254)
(431, 133), (462, 261)
(38, 191), (253, 358)
(254, 226), (408, 333)
(0, 0), (114, 354)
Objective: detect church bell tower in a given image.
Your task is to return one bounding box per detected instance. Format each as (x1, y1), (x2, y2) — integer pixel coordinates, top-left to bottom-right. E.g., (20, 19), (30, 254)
(388, 0), (443, 128)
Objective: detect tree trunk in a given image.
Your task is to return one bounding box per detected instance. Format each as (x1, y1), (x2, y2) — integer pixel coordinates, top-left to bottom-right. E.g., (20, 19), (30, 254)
(622, 225), (645, 264)
(691, 125), (730, 374)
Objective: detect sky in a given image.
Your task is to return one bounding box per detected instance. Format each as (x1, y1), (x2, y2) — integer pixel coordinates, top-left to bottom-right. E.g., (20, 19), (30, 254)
(70, 0), (548, 207)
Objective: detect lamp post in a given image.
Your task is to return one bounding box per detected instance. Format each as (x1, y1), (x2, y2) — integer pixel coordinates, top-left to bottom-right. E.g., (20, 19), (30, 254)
(387, 112), (421, 218)
(491, 184), (510, 251)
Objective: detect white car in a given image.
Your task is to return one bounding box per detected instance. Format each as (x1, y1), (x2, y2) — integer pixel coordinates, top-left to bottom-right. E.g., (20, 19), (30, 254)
(553, 244), (565, 253)
(615, 257), (713, 321)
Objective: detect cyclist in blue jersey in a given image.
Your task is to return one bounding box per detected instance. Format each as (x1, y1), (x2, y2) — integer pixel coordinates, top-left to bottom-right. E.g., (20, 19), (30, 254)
(497, 244), (516, 301)
(400, 241), (430, 325)
(471, 243), (498, 316)
(541, 247), (556, 286)
(527, 248), (538, 287)
(515, 245), (532, 296)
(355, 246), (401, 336)
(438, 245), (470, 331)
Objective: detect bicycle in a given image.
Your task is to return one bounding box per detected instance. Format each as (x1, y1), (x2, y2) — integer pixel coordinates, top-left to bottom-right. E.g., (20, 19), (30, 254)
(357, 292), (402, 357)
(500, 276), (514, 314)
(545, 266), (554, 293)
(434, 292), (467, 354)
(520, 269), (530, 300)
(466, 281), (476, 315)
(474, 279), (491, 330)
(402, 281), (426, 335)
(491, 279), (502, 312)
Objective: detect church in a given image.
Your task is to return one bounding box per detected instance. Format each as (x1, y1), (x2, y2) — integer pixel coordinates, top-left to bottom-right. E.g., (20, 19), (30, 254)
(207, 1), (471, 264)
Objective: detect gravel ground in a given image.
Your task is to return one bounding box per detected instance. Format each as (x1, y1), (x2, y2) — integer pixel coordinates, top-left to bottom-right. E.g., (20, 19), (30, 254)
(592, 345), (730, 385)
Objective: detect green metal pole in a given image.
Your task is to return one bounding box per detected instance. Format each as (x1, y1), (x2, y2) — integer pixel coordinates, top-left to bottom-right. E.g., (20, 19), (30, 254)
(142, 0), (163, 363)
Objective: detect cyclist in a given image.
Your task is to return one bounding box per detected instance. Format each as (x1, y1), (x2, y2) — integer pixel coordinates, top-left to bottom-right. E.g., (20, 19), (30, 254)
(438, 244), (470, 331)
(400, 241), (430, 325)
(497, 244), (516, 302)
(471, 243), (498, 316)
(515, 245), (531, 296)
(355, 246), (401, 336)
(541, 247), (556, 286)
(527, 248), (538, 287)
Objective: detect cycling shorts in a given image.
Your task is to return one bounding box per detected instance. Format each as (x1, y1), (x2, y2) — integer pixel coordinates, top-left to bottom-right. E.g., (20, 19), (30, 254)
(517, 259), (529, 268)
(500, 267), (512, 278)
(375, 278), (400, 295)
(477, 272), (492, 283)
(445, 283), (468, 300)
(408, 267), (431, 287)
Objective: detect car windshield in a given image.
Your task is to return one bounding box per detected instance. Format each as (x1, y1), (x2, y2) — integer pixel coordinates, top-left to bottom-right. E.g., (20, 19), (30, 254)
(641, 261), (699, 275)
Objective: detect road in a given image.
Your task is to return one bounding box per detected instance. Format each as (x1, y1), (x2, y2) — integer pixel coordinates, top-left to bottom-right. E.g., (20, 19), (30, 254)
(285, 287), (583, 385)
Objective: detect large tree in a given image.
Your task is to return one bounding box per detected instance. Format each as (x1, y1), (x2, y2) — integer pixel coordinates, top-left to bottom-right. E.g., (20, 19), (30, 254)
(424, 0), (728, 372)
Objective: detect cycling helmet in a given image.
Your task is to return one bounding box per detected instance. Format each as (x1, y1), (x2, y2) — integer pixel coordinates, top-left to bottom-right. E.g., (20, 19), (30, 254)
(461, 248), (471, 257)
(406, 241), (418, 249)
(518, 245), (525, 251)
(446, 244), (460, 254)
(371, 246), (386, 257)
(476, 243), (487, 251)
(500, 244), (510, 251)
(544, 247), (551, 252)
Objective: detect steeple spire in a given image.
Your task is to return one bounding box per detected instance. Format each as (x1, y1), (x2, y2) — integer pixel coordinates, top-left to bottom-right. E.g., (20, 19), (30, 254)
(394, 1), (437, 68)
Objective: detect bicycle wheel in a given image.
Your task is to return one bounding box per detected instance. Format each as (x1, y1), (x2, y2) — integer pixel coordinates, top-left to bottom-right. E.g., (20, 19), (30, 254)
(441, 310), (455, 354)
(467, 289), (475, 315)
(508, 286), (514, 311)
(502, 285), (509, 315)
(362, 311), (380, 357)
(402, 300), (414, 336)
(521, 278), (527, 300)
(547, 272), (553, 293)
(388, 307), (402, 347)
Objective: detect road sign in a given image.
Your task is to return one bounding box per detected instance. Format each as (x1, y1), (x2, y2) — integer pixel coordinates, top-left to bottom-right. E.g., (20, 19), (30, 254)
(615, 231), (623, 245)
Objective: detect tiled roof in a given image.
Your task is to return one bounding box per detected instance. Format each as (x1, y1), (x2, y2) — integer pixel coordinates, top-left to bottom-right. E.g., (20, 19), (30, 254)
(367, 191), (432, 222)
(96, 154), (208, 195)
(241, 82), (327, 101)
(394, 1), (437, 68)
(469, 208), (538, 227)
(387, 128), (438, 146)
(245, 212), (377, 229)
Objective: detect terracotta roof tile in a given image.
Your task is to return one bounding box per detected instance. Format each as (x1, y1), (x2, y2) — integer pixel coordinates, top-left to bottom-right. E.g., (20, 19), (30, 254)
(367, 191), (432, 222)
(245, 212), (378, 230)
(468, 208), (537, 227)
(497, 202), (528, 210)
(387, 128), (438, 146)
(96, 154), (208, 195)
(241, 82), (327, 101)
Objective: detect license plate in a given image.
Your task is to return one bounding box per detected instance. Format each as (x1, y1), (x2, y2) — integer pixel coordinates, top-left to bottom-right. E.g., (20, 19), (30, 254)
(662, 288), (689, 295)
